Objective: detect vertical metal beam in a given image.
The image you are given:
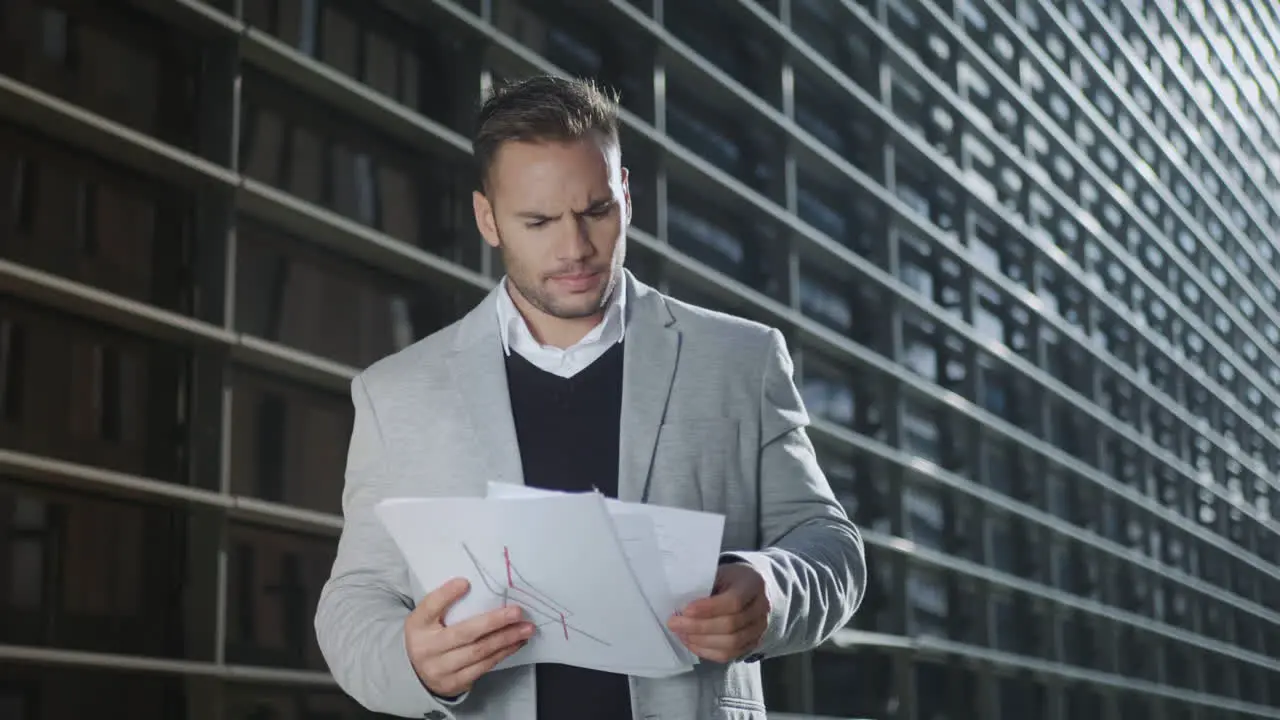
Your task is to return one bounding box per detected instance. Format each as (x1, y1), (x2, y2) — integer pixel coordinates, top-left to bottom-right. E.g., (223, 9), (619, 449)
(893, 646), (915, 720)
(651, 0), (669, 257)
(185, 18), (241, 720)
(649, 0), (670, 297)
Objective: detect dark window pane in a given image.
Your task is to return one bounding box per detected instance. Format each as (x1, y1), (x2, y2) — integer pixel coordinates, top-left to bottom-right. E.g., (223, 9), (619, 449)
(620, 127), (659, 237)
(801, 351), (886, 440)
(234, 218), (471, 369)
(903, 482), (946, 552)
(907, 564), (950, 638)
(244, 0), (468, 130)
(997, 674), (1047, 720)
(916, 659), (980, 720)
(1118, 692), (1152, 720)
(0, 661), (190, 720)
(794, 75), (879, 176)
(666, 86), (782, 199)
(224, 684), (380, 720)
(223, 522), (338, 671)
(0, 1), (200, 149)
(799, 262), (891, 353)
(790, 1), (878, 93)
(491, 0), (655, 120)
(229, 369), (351, 515)
(820, 448), (892, 534)
(1064, 683), (1104, 720)
(665, 4), (780, 107)
(759, 654), (805, 712)
(0, 123), (195, 315)
(238, 71), (481, 273)
(0, 480), (213, 661)
(666, 179), (786, 301)
(621, 243), (661, 288)
(811, 648), (898, 718)
(0, 298), (188, 481)
(0, 318), (26, 422)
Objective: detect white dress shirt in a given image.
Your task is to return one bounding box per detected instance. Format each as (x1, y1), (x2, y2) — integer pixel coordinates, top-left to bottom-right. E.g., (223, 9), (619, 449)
(495, 274), (627, 378)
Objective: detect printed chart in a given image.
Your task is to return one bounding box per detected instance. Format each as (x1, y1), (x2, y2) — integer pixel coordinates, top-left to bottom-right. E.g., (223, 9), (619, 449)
(462, 542), (611, 646)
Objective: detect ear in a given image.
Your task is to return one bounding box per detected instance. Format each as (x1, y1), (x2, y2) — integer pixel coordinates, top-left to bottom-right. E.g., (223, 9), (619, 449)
(473, 190), (501, 249)
(620, 166), (632, 226)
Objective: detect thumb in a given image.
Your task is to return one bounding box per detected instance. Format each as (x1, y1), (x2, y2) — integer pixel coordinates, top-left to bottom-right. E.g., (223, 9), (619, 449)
(414, 577), (469, 624)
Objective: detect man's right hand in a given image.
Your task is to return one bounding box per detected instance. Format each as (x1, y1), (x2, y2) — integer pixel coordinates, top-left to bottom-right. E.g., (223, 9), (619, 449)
(404, 577), (536, 699)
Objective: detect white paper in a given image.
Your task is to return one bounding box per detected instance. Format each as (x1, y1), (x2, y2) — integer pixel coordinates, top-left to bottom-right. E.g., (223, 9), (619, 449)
(604, 500), (726, 611)
(486, 482), (725, 612)
(375, 493), (686, 677)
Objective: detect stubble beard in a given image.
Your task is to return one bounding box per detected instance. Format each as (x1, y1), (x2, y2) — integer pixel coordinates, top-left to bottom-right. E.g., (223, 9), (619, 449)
(494, 222), (626, 320)
(508, 272), (609, 320)
(499, 250), (618, 323)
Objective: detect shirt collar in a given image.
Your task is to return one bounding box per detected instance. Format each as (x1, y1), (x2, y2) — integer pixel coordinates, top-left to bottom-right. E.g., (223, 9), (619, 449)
(495, 273), (628, 356)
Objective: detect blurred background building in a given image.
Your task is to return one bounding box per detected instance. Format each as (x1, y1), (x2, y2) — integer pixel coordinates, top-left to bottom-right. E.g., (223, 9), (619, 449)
(1, 0), (1279, 718)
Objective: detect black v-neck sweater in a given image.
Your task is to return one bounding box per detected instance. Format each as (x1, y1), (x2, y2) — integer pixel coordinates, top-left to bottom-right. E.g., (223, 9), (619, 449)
(503, 341), (632, 719)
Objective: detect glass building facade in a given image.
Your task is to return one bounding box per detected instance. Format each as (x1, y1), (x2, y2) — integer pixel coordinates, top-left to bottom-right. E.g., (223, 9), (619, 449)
(1, 0), (1279, 718)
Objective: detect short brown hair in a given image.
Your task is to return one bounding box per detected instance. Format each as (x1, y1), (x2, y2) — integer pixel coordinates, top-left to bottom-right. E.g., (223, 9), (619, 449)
(472, 75), (621, 191)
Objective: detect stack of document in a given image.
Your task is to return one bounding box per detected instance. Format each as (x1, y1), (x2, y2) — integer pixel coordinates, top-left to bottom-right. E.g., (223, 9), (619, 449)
(374, 482), (726, 677)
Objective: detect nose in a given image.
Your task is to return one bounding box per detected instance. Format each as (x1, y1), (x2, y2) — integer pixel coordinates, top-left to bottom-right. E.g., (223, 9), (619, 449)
(555, 215), (596, 262)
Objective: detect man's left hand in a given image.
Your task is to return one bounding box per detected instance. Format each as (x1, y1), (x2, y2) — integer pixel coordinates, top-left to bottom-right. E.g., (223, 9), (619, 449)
(667, 562), (769, 663)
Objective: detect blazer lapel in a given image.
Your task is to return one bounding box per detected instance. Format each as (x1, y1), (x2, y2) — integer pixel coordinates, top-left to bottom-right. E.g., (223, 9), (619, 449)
(445, 286), (526, 488)
(617, 275), (680, 503)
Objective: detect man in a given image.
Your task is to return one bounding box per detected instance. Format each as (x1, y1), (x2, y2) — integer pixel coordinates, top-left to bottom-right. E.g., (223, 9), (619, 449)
(315, 74), (866, 720)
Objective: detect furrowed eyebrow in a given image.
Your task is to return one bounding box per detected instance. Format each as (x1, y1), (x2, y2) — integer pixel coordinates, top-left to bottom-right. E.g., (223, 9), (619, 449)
(515, 210), (559, 222)
(578, 199), (614, 214)
(514, 198), (613, 221)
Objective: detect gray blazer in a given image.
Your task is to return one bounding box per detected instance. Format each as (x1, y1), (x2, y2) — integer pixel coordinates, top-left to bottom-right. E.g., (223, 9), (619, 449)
(315, 271), (867, 719)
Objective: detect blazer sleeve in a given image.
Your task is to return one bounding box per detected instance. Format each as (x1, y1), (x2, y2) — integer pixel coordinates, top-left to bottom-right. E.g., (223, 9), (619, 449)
(724, 328), (868, 659)
(314, 374), (463, 719)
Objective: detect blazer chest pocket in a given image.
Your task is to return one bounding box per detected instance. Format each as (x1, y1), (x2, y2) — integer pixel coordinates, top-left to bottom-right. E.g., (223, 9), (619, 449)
(648, 418), (740, 512)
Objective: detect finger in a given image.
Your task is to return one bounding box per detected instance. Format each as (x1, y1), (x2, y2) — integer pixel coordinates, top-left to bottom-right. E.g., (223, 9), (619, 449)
(412, 577), (470, 624)
(671, 610), (753, 639)
(683, 641), (737, 664)
(447, 635), (530, 690)
(676, 611), (767, 651)
(682, 617), (767, 662)
(680, 588), (750, 619)
(681, 619), (763, 651)
(436, 605), (528, 650)
(434, 620), (536, 676)
(670, 594), (763, 635)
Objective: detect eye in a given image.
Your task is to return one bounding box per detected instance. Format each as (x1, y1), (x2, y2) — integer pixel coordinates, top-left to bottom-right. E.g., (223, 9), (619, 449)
(525, 219), (550, 229)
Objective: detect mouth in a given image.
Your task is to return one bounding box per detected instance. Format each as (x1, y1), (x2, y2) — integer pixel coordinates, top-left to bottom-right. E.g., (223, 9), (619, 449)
(549, 270), (602, 293)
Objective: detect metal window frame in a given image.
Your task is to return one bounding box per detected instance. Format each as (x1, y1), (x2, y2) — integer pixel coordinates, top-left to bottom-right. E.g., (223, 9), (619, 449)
(615, 0), (1280, 573)
(1036, 0), (1280, 411)
(612, 0), (1280, 546)
(1152, 0), (1280, 205)
(916, 0), (1280, 498)
(596, 0), (1280, 561)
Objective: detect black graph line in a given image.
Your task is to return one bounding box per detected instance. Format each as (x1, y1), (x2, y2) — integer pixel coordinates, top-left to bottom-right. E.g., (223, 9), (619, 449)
(461, 543), (611, 647)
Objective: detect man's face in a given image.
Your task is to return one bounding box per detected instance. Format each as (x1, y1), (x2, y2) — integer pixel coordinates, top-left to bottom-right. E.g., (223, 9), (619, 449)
(472, 134), (630, 323)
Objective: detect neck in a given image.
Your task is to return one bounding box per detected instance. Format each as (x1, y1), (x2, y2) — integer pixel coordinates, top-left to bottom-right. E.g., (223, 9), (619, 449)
(527, 313), (604, 349)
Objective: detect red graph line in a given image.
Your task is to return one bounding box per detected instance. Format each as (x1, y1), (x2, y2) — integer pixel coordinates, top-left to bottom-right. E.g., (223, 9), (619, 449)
(504, 546), (513, 588)
(461, 543), (610, 646)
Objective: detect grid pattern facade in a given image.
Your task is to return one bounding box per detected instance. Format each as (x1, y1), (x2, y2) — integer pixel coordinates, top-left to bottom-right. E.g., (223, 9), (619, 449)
(1, 0), (1279, 719)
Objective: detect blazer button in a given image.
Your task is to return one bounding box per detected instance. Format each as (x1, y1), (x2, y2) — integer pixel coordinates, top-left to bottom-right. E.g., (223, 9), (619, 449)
(424, 711), (446, 720)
